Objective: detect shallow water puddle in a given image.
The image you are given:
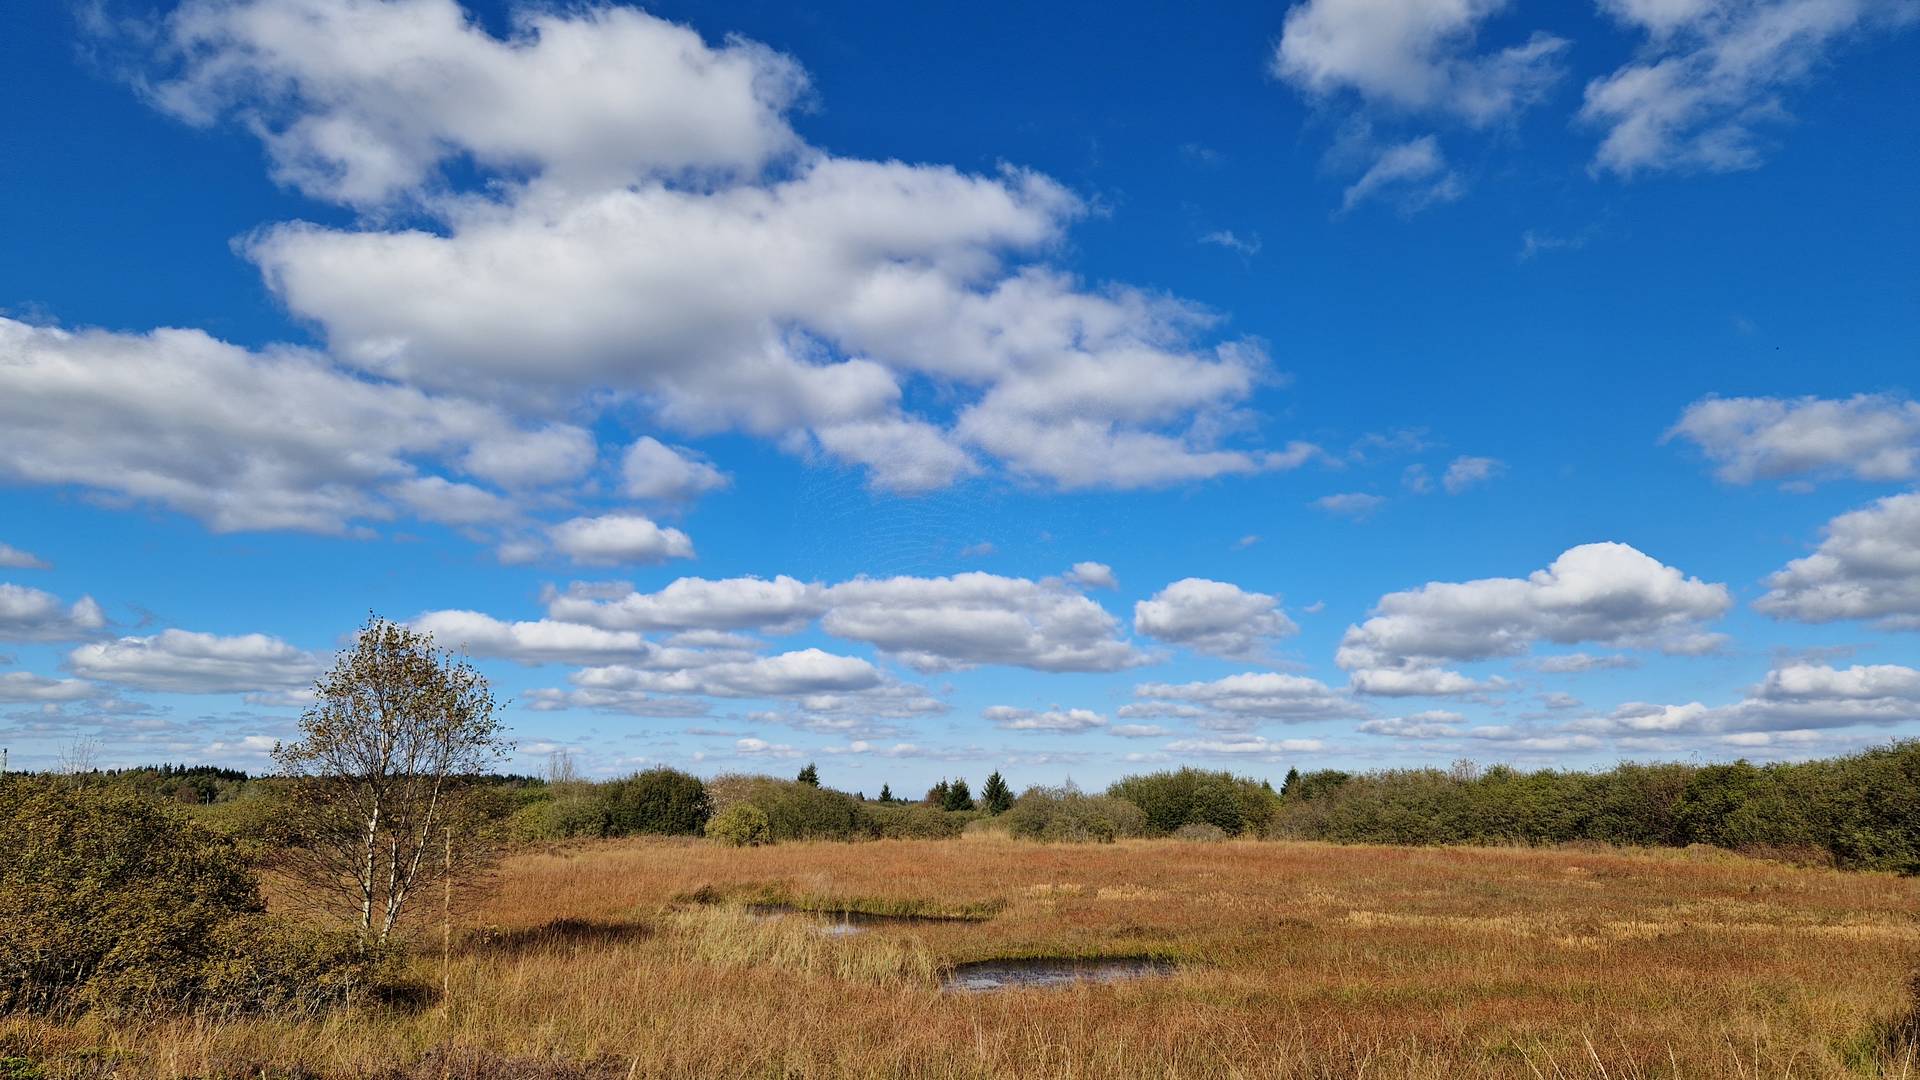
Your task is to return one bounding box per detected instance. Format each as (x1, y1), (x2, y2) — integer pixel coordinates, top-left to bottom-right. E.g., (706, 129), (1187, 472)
(744, 903), (974, 935)
(940, 957), (1176, 992)
(743, 904), (867, 935)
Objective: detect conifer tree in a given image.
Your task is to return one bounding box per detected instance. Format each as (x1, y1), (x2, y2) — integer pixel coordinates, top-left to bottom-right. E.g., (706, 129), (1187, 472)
(942, 778), (975, 812)
(981, 771), (1013, 814)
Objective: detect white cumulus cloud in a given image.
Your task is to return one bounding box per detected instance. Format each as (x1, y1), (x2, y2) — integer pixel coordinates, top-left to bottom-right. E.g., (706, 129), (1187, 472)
(0, 584), (107, 643)
(67, 629), (321, 694)
(1134, 672), (1361, 723)
(621, 437), (731, 502)
(1274, 0), (1568, 124)
(1582, 0), (1919, 176)
(546, 513), (695, 566)
(139, 0), (1320, 494)
(984, 705), (1108, 732)
(820, 572), (1146, 673)
(408, 610), (656, 666)
(1667, 394), (1920, 485)
(1133, 578), (1297, 659)
(1756, 493), (1920, 628)
(1338, 542), (1730, 694)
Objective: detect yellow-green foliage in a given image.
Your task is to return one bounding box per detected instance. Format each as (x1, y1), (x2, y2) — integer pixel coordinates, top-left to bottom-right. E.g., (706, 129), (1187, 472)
(705, 774), (862, 841)
(858, 801), (973, 839)
(0, 772), (401, 1014)
(199, 918), (407, 1017)
(706, 802), (772, 847)
(0, 778), (263, 1015)
(0, 778), (395, 1018)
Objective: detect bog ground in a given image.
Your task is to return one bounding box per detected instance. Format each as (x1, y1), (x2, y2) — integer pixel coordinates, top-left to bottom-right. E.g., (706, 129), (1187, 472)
(8, 837), (1917, 1079)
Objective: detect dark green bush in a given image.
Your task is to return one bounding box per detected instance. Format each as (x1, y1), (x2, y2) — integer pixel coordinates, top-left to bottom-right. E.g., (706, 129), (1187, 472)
(599, 767), (711, 836)
(1798, 744), (1920, 874)
(502, 769), (710, 841)
(1107, 768), (1279, 836)
(1285, 769), (1352, 802)
(759, 781), (862, 840)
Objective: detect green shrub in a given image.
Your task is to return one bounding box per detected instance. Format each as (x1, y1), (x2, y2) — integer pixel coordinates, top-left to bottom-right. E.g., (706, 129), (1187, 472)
(1107, 768), (1278, 836)
(760, 781), (860, 840)
(0, 778), (402, 1018)
(706, 803), (772, 847)
(0, 778), (264, 1015)
(1001, 787), (1148, 843)
(506, 791), (606, 842)
(1804, 743), (1920, 875)
(704, 775), (863, 841)
(599, 767), (711, 836)
(859, 802), (972, 839)
(1284, 769), (1353, 802)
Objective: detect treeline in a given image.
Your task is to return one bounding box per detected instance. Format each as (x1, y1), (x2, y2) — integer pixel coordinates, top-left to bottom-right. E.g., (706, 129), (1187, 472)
(495, 744), (1920, 873)
(473, 762), (1276, 845)
(21, 742), (1920, 874)
(513, 765), (1289, 846)
(56, 763), (253, 806)
(1270, 743), (1920, 874)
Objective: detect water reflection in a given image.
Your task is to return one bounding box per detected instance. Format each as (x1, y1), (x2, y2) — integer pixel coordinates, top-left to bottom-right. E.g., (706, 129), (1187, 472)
(940, 957), (1176, 992)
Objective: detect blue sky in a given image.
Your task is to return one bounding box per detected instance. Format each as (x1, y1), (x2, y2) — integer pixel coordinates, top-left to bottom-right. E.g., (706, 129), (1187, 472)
(1, 0), (1916, 791)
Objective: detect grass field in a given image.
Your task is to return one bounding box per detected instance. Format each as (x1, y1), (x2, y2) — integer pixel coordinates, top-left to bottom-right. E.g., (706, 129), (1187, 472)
(6, 836), (1918, 1078)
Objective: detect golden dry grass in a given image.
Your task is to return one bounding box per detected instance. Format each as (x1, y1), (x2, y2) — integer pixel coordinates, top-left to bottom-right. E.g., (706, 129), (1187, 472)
(6, 837), (1917, 1078)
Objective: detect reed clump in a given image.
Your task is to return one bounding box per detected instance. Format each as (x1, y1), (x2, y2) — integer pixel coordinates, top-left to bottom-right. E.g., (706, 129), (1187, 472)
(664, 906), (935, 986)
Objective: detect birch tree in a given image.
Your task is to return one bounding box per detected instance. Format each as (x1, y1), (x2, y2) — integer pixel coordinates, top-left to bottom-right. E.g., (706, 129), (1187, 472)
(272, 616), (507, 945)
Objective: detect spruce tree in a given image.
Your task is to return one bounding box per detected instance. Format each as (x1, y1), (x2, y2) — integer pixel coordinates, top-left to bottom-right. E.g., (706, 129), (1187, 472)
(943, 778), (975, 812)
(981, 770), (1014, 815)
(796, 763), (820, 787)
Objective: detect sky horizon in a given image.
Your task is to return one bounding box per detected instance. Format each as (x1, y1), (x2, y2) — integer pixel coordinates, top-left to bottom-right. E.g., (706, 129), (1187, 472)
(1, 0), (1916, 792)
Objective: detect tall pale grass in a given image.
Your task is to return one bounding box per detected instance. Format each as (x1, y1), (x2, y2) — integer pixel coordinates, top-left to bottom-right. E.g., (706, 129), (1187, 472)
(4, 837), (1916, 1078)
(665, 906), (935, 985)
